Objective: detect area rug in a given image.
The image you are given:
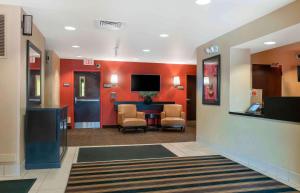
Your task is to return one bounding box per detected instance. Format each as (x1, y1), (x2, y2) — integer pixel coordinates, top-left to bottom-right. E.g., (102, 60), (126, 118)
(66, 155), (298, 193)
(77, 145), (177, 163)
(0, 179), (36, 193)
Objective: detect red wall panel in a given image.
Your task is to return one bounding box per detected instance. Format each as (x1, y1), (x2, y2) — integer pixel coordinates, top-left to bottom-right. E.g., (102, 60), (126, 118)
(60, 59), (196, 128)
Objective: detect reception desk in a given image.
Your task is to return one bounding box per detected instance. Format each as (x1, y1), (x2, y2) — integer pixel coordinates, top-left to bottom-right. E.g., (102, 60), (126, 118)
(230, 97), (300, 123)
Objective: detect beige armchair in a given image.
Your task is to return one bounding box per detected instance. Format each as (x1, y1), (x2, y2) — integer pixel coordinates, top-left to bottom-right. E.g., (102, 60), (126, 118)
(161, 104), (186, 132)
(118, 104), (147, 132)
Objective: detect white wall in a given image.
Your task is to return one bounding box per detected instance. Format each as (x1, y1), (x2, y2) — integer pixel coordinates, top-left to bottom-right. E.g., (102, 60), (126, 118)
(197, 1), (300, 187)
(229, 48), (251, 112)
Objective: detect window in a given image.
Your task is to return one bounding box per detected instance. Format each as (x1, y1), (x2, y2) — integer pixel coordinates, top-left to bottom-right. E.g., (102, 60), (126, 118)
(79, 76), (85, 97)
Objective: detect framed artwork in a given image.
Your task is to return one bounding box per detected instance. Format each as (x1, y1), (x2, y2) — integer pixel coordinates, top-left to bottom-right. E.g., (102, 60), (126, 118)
(202, 55), (221, 105)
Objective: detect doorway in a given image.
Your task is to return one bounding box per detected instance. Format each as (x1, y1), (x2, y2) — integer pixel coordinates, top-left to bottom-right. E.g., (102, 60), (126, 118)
(74, 72), (100, 128)
(187, 75), (197, 120)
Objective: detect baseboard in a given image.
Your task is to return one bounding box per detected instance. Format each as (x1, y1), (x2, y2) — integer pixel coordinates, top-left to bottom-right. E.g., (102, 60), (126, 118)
(198, 140), (300, 189)
(0, 163), (21, 177)
(0, 153), (16, 162)
(102, 125), (119, 128)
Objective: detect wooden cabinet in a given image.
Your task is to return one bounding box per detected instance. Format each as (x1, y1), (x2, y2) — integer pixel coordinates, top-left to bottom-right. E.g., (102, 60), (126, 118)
(25, 106), (68, 169)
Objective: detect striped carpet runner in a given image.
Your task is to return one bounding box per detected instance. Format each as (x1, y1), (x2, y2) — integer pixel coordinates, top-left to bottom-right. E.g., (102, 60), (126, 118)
(66, 155), (298, 193)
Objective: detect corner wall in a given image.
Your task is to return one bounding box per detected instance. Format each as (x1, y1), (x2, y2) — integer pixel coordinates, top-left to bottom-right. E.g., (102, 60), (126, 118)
(0, 4), (46, 176)
(196, 1), (300, 187)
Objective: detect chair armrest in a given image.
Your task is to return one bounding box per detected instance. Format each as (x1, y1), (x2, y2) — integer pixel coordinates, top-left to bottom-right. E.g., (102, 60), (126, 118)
(118, 112), (125, 125)
(161, 112), (166, 119)
(137, 112), (145, 119)
(181, 112), (186, 120)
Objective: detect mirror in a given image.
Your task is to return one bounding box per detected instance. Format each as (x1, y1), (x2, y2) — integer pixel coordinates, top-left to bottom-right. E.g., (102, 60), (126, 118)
(27, 40), (42, 107)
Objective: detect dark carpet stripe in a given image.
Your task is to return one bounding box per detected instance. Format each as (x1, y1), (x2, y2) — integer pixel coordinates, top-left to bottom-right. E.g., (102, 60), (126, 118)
(68, 169), (256, 187)
(66, 156), (298, 193)
(70, 162), (238, 176)
(72, 155), (224, 168)
(95, 177), (272, 193)
(68, 164), (247, 181)
(238, 187), (296, 193)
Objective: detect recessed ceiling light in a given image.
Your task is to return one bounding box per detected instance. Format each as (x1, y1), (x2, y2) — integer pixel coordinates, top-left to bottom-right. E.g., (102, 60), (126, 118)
(195, 0), (211, 5)
(76, 55), (82, 58)
(143, 49), (151, 53)
(64, 26), (76, 31)
(72, 45), (80, 48)
(160, 34), (169, 38)
(264, 41), (276, 45)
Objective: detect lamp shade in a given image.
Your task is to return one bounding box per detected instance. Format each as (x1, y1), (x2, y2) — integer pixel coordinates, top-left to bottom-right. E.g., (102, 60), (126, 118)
(110, 74), (118, 84)
(173, 76), (180, 86)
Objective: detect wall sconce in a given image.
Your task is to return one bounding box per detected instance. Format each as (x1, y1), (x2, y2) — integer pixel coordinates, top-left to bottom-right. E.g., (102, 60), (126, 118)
(173, 76), (184, 90)
(173, 76), (180, 87)
(110, 74), (118, 85)
(22, 15), (33, 36)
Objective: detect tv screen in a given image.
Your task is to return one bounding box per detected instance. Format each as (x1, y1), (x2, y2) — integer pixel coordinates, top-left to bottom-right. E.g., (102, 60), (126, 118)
(298, 66), (300, 82)
(131, 75), (160, 91)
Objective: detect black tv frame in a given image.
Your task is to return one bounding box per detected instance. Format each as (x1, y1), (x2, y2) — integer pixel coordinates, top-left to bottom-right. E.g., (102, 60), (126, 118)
(131, 74), (161, 92)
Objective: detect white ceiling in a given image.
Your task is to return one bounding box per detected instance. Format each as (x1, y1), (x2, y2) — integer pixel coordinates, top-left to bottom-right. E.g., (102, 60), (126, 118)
(0, 0), (295, 64)
(234, 23), (300, 54)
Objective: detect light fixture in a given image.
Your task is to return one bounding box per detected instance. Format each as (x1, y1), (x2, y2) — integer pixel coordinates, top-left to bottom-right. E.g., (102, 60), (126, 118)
(173, 76), (181, 87)
(76, 55), (82, 58)
(143, 49), (151, 53)
(72, 45), (80, 48)
(64, 26), (76, 31)
(22, 15), (33, 36)
(204, 77), (210, 85)
(110, 74), (118, 85)
(264, 41), (276, 45)
(195, 0), (211, 5)
(160, 34), (169, 38)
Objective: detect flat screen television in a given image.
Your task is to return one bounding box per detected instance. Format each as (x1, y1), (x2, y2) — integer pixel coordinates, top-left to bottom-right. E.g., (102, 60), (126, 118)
(298, 66), (300, 82)
(131, 74), (160, 91)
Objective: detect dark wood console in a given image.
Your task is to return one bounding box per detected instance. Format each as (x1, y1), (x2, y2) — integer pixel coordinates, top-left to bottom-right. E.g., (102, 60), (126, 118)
(114, 101), (175, 111)
(25, 105), (68, 169)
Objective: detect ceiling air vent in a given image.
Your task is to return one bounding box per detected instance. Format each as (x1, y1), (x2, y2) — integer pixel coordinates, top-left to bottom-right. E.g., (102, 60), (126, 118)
(0, 15), (5, 57)
(95, 20), (124, 30)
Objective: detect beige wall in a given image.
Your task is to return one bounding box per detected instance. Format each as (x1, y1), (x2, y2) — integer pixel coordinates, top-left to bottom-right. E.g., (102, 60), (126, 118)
(45, 50), (60, 106)
(0, 4), (45, 171)
(252, 42), (300, 96)
(196, 0), (300, 183)
(0, 5), (21, 163)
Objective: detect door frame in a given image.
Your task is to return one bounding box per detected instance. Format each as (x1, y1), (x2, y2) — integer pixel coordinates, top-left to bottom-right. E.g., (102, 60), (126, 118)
(186, 75), (197, 121)
(73, 70), (102, 128)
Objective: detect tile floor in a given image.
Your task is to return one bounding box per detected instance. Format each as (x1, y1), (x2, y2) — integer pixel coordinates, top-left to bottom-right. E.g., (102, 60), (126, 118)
(0, 142), (299, 193)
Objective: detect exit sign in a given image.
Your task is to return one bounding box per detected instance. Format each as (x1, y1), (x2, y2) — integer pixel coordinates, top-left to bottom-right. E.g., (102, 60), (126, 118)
(83, 58), (94, 65)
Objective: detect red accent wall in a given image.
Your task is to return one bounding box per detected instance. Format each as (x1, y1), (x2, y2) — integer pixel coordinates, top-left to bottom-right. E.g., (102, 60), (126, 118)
(60, 59), (196, 128)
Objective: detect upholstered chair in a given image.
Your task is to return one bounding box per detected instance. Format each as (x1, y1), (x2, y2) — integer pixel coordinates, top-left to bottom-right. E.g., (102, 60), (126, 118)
(117, 104), (147, 132)
(161, 104), (186, 132)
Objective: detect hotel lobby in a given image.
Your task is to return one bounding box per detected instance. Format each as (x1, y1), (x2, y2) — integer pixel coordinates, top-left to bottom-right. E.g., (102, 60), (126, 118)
(0, 0), (300, 192)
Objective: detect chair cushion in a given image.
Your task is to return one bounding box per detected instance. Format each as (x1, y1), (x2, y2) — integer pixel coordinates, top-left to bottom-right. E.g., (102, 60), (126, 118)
(164, 104), (182, 117)
(118, 104), (137, 118)
(161, 117), (185, 126)
(122, 118), (146, 127)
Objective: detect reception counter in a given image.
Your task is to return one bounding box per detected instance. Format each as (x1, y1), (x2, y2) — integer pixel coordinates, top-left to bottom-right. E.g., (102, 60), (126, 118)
(230, 97), (300, 123)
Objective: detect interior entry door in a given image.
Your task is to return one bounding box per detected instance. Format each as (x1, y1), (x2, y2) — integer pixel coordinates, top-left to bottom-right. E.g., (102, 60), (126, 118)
(187, 75), (197, 120)
(74, 72), (100, 129)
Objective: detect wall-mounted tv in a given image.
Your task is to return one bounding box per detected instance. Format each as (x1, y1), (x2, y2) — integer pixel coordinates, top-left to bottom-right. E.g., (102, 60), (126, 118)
(131, 74), (160, 91)
(298, 66), (300, 82)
